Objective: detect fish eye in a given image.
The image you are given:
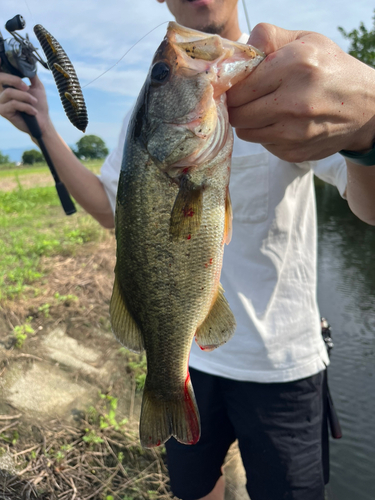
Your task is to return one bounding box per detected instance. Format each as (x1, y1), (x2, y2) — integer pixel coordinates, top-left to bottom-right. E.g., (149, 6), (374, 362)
(150, 62), (170, 85)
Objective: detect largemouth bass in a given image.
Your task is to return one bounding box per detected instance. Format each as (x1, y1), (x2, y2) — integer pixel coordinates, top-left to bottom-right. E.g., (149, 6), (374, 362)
(110, 22), (264, 448)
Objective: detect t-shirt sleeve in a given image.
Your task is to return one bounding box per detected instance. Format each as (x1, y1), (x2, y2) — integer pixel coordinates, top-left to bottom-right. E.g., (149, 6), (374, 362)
(311, 153), (347, 198)
(98, 109), (132, 215)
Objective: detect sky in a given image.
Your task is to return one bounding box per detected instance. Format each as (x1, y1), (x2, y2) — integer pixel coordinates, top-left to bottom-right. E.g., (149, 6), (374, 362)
(1, 0), (374, 159)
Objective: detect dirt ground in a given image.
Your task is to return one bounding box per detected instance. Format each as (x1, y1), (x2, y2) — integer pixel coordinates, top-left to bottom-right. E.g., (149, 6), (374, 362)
(0, 234), (248, 499)
(1, 172), (54, 192)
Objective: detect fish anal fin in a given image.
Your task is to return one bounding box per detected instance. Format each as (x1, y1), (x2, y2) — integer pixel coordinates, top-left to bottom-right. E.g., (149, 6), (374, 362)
(224, 188), (233, 245)
(140, 374), (200, 448)
(195, 284), (236, 350)
(109, 275), (144, 353)
(170, 180), (203, 239)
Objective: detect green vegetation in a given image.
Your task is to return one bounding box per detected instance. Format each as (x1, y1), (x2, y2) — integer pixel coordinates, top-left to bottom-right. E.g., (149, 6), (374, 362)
(74, 134), (109, 160)
(119, 350), (147, 391)
(22, 149), (44, 165)
(0, 397), (172, 499)
(0, 158), (103, 176)
(13, 317), (35, 348)
(339, 10), (375, 67)
(0, 161), (106, 300)
(0, 150), (10, 164)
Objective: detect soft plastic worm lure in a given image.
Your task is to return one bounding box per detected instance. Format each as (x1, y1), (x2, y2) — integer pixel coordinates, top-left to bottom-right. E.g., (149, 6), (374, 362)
(33, 24), (88, 132)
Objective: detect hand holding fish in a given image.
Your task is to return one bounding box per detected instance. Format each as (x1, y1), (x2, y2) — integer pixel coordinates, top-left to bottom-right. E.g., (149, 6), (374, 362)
(227, 23), (375, 163)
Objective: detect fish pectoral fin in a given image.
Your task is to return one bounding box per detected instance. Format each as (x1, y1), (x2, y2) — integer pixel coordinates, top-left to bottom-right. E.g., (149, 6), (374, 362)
(169, 180), (203, 239)
(140, 375), (200, 448)
(109, 275), (144, 353)
(224, 188), (233, 245)
(195, 284), (236, 351)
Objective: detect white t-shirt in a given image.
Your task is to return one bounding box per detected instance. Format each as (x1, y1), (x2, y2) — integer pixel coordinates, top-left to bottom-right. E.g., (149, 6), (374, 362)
(99, 40), (347, 384)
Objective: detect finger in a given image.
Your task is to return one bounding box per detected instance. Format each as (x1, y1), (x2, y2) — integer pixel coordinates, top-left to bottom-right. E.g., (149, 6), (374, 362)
(0, 73), (29, 92)
(29, 74), (44, 90)
(248, 23), (303, 55)
(227, 25), (312, 108)
(235, 125), (276, 145)
(0, 87), (38, 106)
(228, 95), (279, 130)
(0, 100), (38, 119)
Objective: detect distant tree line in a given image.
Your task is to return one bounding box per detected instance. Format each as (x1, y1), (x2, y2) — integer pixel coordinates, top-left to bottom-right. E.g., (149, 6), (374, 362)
(0, 151), (10, 164)
(16, 135), (109, 165)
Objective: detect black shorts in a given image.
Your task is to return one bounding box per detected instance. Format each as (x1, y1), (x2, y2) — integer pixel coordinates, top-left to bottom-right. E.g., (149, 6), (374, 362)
(165, 367), (329, 500)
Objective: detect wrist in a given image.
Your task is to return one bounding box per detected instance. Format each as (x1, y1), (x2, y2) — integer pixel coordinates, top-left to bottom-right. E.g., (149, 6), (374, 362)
(340, 143), (375, 166)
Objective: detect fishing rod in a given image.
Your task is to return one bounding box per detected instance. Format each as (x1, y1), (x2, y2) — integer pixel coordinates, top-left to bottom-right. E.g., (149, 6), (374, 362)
(0, 14), (82, 216)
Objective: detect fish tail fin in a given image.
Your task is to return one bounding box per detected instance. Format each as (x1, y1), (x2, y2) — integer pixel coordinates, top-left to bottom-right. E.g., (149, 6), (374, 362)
(140, 374), (200, 448)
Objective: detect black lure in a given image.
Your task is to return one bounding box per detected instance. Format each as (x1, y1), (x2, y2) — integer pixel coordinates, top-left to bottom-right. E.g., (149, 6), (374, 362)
(34, 24), (88, 133)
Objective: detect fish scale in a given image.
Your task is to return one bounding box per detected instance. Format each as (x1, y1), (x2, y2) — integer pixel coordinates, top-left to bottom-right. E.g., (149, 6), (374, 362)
(110, 21), (264, 447)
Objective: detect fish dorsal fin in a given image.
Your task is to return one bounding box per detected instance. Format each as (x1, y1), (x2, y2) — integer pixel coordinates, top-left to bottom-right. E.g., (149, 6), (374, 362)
(224, 189), (233, 245)
(110, 275), (144, 353)
(195, 284), (236, 351)
(170, 179), (203, 240)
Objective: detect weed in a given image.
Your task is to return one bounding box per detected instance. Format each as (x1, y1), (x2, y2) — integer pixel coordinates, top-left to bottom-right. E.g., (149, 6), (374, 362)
(127, 354), (147, 391)
(54, 292), (78, 304)
(13, 317), (35, 348)
(99, 393), (128, 431)
(82, 429), (104, 445)
(0, 430), (19, 445)
(0, 184), (106, 299)
(38, 302), (50, 318)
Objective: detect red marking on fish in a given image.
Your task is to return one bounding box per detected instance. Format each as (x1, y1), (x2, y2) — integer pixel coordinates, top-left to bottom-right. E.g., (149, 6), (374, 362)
(209, 258), (213, 265)
(182, 167), (189, 174)
(183, 207), (195, 217)
(187, 234), (191, 240)
(184, 372), (200, 445)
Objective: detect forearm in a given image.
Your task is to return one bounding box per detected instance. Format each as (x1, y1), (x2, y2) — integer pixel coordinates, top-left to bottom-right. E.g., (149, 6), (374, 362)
(346, 160), (375, 226)
(35, 122), (115, 228)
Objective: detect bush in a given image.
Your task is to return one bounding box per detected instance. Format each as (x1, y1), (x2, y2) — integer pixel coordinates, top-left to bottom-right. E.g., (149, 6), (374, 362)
(0, 151), (10, 164)
(22, 149), (44, 165)
(74, 135), (109, 160)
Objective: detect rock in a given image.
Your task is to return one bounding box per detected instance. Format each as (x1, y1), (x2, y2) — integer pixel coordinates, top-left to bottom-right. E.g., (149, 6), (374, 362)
(3, 363), (95, 418)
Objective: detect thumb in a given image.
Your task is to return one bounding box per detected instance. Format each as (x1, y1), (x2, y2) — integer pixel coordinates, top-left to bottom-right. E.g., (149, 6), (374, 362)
(248, 23), (304, 55)
(29, 74), (44, 89)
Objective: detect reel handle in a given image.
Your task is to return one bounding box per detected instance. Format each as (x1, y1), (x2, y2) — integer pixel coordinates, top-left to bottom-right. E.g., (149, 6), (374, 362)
(5, 15), (25, 32)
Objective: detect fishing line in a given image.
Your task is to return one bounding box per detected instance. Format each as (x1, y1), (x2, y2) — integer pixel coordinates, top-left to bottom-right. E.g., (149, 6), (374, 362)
(242, 0), (251, 34)
(82, 21), (169, 89)
(23, 0), (35, 23)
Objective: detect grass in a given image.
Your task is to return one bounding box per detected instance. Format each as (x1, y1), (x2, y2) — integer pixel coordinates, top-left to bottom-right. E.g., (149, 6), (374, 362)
(0, 160), (106, 300)
(0, 162), (175, 500)
(0, 396), (174, 500)
(0, 159), (103, 177)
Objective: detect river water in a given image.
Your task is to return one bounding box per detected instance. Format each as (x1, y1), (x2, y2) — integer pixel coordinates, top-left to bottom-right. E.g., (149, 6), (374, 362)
(316, 182), (375, 500)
